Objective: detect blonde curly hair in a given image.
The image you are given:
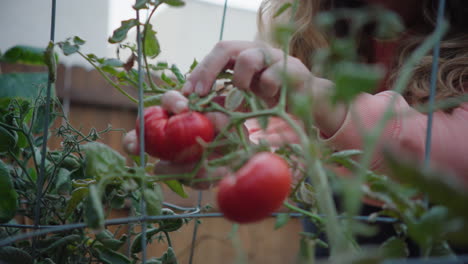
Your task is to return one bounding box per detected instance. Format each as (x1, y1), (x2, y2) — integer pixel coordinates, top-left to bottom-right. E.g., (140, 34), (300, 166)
(257, 0), (468, 110)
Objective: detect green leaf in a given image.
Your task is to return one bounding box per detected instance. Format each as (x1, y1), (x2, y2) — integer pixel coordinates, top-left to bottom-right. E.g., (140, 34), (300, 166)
(96, 230), (126, 251)
(162, 0), (185, 7)
(144, 94), (163, 107)
(379, 237), (409, 259)
(0, 73), (51, 99)
(131, 227), (161, 254)
(158, 247), (178, 264)
(0, 125), (18, 154)
(31, 99), (57, 134)
(102, 58), (124, 67)
(65, 187), (89, 218)
(1, 45), (47, 65)
(225, 88), (244, 111)
(164, 180), (188, 198)
(332, 62), (384, 103)
(0, 246), (33, 264)
(384, 150), (468, 220)
(274, 213), (290, 230)
(82, 142), (126, 180)
(189, 59), (198, 72)
(84, 185), (105, 230)
(109, 19), (139, 44)
(54, 168), (72, 194)
(73, 36), (86, 45)
(170, 64), (185, 84)
(0, 160), (18, 223)
(41, 234), (81, 253)
(60, 41), (80, 56)
(161, 72), (177, 87)
(143, 185), (163, 218)
(159, 208), (184, 232)
(94, 244), (131, 264)
(134, 0), (150, 9)
(273, 3), (292, 18)
(144, 24), (161, 59)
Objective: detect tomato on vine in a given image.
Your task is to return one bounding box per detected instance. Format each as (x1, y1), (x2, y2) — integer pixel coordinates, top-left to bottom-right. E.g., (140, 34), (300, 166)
(136, 106), (215, 163)
(216, 152), (292, 224)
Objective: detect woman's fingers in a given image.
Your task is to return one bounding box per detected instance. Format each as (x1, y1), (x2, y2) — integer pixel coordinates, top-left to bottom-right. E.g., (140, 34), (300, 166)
(255, 56), (310, 99)
(181, 41), (262, 96)
(161, 90), (188, 114)
(233, 47), (283, 92)
(123, 130), (139, 155)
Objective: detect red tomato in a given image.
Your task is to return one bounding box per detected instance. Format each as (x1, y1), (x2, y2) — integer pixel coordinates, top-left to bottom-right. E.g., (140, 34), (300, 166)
(216, 152), (292, 223)
(136, 106), (215, 163)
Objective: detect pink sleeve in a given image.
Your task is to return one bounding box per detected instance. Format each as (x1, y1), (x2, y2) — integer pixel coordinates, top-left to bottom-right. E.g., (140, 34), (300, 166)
(323, 90), (468, 187)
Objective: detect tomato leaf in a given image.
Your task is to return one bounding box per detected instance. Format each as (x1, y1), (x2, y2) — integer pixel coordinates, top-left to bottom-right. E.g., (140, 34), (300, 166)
(144, 94), (163, 107)
(65, 187), (89, 218)
(96, 230), (126, 251)
(170, 64), (185, 84)
(144, 24), (161, 59)
(82, 142), (126, 180)
(0, 160), (18, 223)
(225, 88), (244, 111)
(189, 59), (198, 73)
(41, 234), (81, 253)
(131, 227), (160, 254)
(162, 0), (185, 7)
(274, 213), (290, 229)
(94, 244), (131, 264)
(0, 246), (33, 264)
(109, 19), (139, 44)
(84, 185), (105, 230)
(273, 3), (292, 18)
(164, 180), (188, 198)
(332, 62), (383, 103)
(143, 185), (164, 217)
(379, 237), (409, 259)
(157, 247), (178, 263)
(134, 0), (150, 10)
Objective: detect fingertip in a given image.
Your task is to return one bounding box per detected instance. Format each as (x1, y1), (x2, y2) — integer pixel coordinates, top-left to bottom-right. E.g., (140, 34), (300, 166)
(174, 100), (188, 114)
(181, 81), (193, 95)
(195, 81), (205, 95)
(161, 90), (188, 113)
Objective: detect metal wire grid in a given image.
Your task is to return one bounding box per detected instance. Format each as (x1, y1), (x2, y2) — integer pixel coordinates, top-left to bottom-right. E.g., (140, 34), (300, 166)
(0, 0), (466, 263)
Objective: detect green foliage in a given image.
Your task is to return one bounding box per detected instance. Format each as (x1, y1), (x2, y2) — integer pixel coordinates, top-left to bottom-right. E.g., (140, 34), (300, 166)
(109, 19), (140, 44)
(0, 160), (18, 223)
(0, 45), (55, 66)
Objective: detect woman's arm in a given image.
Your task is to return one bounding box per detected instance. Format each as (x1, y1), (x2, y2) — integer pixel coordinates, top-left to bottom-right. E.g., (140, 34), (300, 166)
(321, 90), (468, 187)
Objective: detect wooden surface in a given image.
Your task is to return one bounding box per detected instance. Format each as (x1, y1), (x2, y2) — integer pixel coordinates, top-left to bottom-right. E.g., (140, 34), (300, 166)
(2, 63), (304, 264)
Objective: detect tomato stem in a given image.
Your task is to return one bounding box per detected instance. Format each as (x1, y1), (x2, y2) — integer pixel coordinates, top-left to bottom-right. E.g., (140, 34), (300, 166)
(283, 201), (323, 225)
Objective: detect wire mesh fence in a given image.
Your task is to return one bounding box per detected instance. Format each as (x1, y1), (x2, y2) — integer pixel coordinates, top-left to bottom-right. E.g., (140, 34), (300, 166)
(0, 0), (467, 263)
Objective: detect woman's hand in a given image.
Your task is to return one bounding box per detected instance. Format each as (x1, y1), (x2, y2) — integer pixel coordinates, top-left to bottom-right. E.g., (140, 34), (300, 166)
(181, 40), (347, 136)
(123, 90), (231, 190)
(181, 40), (312, 105)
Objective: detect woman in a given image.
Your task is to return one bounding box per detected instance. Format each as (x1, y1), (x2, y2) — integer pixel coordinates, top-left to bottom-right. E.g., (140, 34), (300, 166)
(136, 0), (467, 186)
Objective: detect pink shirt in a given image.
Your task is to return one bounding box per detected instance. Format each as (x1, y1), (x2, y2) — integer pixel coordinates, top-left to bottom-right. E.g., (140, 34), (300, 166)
(245, 93), (468, 188)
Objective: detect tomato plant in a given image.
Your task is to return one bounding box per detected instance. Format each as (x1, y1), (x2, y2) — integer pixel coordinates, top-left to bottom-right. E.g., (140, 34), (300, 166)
(136, 106), (215, 163)
(217, 152), (292, 224)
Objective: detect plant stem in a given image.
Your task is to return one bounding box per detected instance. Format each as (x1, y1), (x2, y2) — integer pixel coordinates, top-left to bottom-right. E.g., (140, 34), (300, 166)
(77, 51), (138, 103)
(283, 201), (323, 224)
(142, 4), (166, 93)
(279, 111), (354, 256)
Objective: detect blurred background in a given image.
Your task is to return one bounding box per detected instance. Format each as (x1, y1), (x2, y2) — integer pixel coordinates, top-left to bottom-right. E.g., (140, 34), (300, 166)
(0, 1), (304, 263)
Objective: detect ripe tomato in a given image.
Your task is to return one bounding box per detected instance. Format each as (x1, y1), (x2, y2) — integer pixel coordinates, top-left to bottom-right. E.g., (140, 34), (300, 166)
(216, 152), (292, 223)
(136, 106), (215, 163)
